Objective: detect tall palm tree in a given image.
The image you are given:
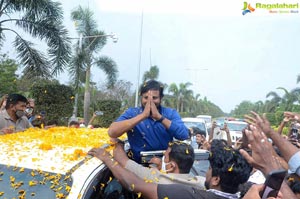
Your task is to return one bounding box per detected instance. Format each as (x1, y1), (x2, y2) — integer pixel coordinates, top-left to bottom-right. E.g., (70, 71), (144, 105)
(266, 90), (282, 112)
(178, 83), (193, 112)
(70, 6), (118, 124)
(0, 0), (71, 78)
(266, 87), (297, 112)
(142, 65), (159, 82)
(168, 82), (193, 112)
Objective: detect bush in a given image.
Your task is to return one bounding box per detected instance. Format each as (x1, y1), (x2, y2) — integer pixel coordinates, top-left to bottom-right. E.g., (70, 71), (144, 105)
(30, 83), (74, 125)
(93, 100), (121, 128)
(272, 126), (289, 136)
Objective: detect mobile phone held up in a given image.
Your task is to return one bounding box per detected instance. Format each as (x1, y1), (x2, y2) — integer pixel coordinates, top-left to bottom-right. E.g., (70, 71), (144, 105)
(95, 111), (103, 116)
(260, 169), (287, 199)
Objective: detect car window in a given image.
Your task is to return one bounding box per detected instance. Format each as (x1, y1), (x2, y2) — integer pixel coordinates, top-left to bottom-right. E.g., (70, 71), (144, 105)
(190, 159), (210, 177)
(183, 122), (206, 132)
(0, 164), (72, 198)
(227, 123), (247, 131)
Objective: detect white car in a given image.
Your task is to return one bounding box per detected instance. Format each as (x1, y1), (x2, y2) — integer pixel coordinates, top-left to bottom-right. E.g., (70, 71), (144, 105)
(226, 120), (248, 143)
(196, 115), (212, 129)
(0, 127), (131, 199)
(0, 127), (209, 199)
(182, 117), (209, 139)
(0, 141), (112, 199)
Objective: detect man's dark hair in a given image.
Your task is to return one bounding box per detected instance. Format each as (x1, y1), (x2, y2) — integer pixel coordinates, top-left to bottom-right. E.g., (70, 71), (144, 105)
(46, 120), (58, 126)
(192, 126), (206, 138)
(209, 144), (252, 194)
(69, 121), (79, 126)
(290, 180), (300, 194)
(139, 80), (164, 98)
(5, 94), (28, 109)
(168, 141), (194, 174)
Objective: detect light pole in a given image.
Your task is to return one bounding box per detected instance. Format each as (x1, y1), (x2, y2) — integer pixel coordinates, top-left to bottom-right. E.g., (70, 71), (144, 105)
(185, 67), (208, 96)
(135, 11), (144, 107)
(69, 33), (118, 121)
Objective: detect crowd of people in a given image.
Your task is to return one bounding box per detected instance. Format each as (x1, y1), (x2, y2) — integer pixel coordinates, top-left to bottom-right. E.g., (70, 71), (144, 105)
(0, 93), (103, 133)
(2, 79), (300, 199)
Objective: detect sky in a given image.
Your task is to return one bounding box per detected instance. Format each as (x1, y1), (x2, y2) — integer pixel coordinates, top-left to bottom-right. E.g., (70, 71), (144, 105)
(3, 0), (300, 113)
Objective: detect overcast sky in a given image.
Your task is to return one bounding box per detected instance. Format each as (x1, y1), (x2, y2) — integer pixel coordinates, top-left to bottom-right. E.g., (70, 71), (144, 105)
(3, 0), (300, 113)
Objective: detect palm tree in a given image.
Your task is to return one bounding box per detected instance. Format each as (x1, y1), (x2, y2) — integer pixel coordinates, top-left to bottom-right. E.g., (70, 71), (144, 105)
(266, 87), (298, 112)
(0, 0), (71, 78)
(142, 65), (159, 82)
(70, 6), (118, 124)
(178, 83), (193, 112)
(266, 90), (282, 112)
(168, 82), (193, 112)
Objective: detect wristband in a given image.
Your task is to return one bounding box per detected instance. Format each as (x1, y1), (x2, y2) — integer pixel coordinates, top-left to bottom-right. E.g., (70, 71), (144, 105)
(157, 116), (165, 123)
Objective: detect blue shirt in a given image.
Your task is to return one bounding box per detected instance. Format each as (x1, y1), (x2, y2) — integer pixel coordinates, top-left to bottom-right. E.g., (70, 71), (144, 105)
(116, 106), (189, 162)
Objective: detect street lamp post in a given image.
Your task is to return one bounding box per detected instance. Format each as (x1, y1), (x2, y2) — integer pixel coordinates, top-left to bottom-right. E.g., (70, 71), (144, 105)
(135, 11), (144, 107)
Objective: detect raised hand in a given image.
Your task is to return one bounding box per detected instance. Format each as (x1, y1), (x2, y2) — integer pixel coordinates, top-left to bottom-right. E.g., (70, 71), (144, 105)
(244, 111), (273, 137)
(239, 125), (284, 176)
(88, 147), (111, 161)
(150, 100), (161, 120)
(141, 92), (151, 119)
(284, 112), (300, 122)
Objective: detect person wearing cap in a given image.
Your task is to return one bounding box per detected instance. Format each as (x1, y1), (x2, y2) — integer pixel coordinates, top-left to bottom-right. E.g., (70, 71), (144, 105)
(0, 94), (32, 135)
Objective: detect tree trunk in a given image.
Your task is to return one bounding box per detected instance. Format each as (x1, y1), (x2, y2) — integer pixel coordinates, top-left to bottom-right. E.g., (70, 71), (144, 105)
(73, 92), (79, 117)
(176, 97), (180, 112)
(84, 66), (91, 126)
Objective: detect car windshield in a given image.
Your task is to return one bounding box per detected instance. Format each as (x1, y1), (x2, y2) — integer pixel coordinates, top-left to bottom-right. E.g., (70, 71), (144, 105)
(0, 164), (73, 198)
(184, 122), (206, 132)
(202, 118), (211, 123)
(197, 116), (211, 124)
(227, 123), (247, 131)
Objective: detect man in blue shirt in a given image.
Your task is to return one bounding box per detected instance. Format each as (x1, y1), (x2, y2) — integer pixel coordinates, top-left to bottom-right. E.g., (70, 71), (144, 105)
(108, 80), (189, 163)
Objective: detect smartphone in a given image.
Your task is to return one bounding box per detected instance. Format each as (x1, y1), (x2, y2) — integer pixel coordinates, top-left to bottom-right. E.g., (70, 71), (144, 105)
(25, 107), (33, 115)
(260, 169), (287, 199)
(95, 111), (103, 116)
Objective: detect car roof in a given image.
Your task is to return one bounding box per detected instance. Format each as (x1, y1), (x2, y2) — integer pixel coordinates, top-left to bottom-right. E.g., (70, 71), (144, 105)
(0, 127), (122, 174)
(182, 117), (206, 123)
(226, 120), (247, 124)
(196, 115), (212, 118)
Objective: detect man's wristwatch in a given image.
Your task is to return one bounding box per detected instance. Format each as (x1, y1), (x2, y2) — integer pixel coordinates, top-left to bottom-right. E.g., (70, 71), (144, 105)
(157, 116), (165, 123)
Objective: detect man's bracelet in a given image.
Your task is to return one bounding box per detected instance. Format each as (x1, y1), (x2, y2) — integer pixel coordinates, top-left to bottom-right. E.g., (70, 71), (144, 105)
(157, 116), (165, 123)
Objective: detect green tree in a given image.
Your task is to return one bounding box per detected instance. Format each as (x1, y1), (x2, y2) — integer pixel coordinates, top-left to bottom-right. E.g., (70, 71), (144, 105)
(0, 0), (71, 78)
(70, 6), (118, 124)
(231, 101), (255, 118)
(0, 54), (18, 95)
(168, 82), (193, 112)
(266, 90), (282, 112)
(30, 82), (74, 125)
(267, 87), (298, 112)
(142, 65), (159, 82)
